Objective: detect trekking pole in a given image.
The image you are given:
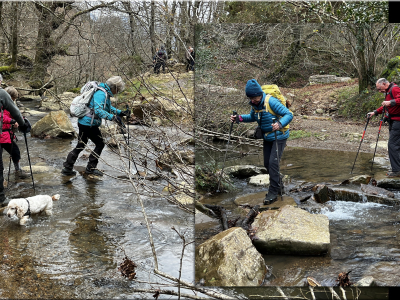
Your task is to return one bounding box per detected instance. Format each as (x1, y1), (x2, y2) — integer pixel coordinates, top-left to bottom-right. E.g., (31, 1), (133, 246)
(22, 119), (35, 194)
(6, 131), (14, 187)
(118, 116), (140, 175)
(350, 116), (370, 174)
(126, 105), (130, 171)
(273, 118), (284, 198)
(216, 111), (238, 192)
(371, 107), (386, 172)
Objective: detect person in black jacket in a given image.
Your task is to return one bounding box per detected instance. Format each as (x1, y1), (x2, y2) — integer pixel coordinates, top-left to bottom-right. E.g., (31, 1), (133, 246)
(186, 47), (195, 72)
(0, 75), (30, 206)
(153, 46), (168, 74)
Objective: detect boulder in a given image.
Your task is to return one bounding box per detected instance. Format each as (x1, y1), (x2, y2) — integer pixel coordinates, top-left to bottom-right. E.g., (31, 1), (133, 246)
(174, 193), (194, 205)
(252, 205), (330, 255)
(224, 165), (267, 178)
(195, 227), (266, 286)
(248, 174), (270, 187)
(31, 110), (76, 138)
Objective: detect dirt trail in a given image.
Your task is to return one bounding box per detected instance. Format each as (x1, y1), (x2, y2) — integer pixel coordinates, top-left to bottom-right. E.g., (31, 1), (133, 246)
(281, 82), (389, 156)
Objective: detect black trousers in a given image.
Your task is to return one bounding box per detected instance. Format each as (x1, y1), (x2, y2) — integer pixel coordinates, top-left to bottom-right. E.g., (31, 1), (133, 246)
(0, 145), (4, 201)
(388, 120), (400, 172)
(63, 123), (105, 170)
(263, 138), (286, 195)
(154, 61), (165, 74)
(1, 141), (21, 164)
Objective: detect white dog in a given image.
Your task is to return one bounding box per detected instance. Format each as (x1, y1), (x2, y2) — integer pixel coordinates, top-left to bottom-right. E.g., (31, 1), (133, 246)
(7, 194), (60, 225)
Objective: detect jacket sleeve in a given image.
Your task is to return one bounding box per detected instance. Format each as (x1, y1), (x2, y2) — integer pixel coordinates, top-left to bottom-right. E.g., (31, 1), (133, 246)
(0, 89), (24, 126)
(269, 97), (293, 127)
(92, 90), (114, 121)
(240, 108), (257, 123)
(391, 86), (400, 105)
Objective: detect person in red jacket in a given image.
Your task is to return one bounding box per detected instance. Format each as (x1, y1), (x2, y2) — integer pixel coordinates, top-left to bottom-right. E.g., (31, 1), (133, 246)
(2, 86), (29, 179)
(367, 78), (400, 177)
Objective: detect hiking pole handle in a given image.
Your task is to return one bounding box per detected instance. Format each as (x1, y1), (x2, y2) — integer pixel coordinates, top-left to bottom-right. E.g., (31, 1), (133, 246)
(232, 110), (239, 124)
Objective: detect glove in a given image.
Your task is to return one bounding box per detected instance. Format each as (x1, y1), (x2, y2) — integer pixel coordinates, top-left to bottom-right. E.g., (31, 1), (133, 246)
(19, 118), (31, 133)
(112, 115), (125, 128)
(10, 119), (16, 126)
(120, 108), (131, 118)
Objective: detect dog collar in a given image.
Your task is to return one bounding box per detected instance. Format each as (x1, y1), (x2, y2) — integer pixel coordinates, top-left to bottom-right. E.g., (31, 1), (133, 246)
(23, 198), (31, 217)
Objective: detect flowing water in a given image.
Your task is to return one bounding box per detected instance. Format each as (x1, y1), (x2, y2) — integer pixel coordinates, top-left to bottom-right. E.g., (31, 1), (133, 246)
(196, 142), (400, 289)
(0, 100), (194, 299)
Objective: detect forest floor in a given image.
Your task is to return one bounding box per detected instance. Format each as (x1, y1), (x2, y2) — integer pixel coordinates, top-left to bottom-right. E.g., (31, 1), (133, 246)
(281, 80), (389, 156)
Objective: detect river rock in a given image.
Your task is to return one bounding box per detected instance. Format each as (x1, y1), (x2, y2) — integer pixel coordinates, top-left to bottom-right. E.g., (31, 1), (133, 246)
(248, 174), (270, 187)
(252, 205), (330, 255)
(331, 187), (400, 205)
(31, 110), (76, 138)
(354, 276), (376, 287)
(309, 75), (352, 85)
(174, 193), (194, 205)
(360, 184), (394, 198)
(365, 261), (399, 286)
(377, 178), (400, 189)
(343, 175), (372, 185)
(195, 227), (266, 286)
(21, 165), (53, 173)
(234, 191), (297, 209)
(224, 165), (267, 178)
(312, 184), (334, 204)
(370, 141), (387, 149)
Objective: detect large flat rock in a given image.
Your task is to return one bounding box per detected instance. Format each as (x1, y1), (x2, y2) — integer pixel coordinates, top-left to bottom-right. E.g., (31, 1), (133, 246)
(252, 205), (330, 255)
(234, 191), (297, 210)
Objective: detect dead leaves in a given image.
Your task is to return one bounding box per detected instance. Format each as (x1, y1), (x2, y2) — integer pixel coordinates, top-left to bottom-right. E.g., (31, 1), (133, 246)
(118, 256), (137, 280)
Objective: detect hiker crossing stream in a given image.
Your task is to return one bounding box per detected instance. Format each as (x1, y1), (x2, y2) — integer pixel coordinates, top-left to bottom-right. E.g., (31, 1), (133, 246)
(196, 143), (400, 287)
(0, 99), (194, 298)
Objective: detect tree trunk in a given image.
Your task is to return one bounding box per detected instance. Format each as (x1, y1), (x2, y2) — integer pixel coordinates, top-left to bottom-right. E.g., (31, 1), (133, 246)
(10, 2), (19, 68)
(150, 0), (156, 56)
(166, 0), (176, 57)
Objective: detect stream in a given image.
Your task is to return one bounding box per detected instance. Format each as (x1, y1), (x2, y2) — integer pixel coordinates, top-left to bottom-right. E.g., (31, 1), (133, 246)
(196, 142), (400, 288)
(0, 99), (194, 299)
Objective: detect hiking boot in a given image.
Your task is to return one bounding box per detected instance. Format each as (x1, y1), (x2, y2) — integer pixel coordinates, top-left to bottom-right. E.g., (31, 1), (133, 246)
(386, 171), (400, 178)
(85, 167), (103, 176)
(263, 193), (278, 205)
(0, 196), (8, 208)
(61, 167), (76, 176)
(15, 170), (30, 179)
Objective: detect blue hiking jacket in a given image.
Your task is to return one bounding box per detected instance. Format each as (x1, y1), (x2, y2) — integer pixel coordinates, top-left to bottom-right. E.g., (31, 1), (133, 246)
(241, 93), (293, 141)
(78, 83), (122, 127)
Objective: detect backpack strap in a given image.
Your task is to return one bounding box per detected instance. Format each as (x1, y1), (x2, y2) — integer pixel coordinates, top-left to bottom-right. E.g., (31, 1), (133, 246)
(263, 95), (289, 134)
(86, 86), (109, 126)
(0, 106), (3, 135)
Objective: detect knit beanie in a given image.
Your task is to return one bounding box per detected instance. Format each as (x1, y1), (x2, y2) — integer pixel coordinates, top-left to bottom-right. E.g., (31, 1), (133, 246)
(245, 79), (263, 98)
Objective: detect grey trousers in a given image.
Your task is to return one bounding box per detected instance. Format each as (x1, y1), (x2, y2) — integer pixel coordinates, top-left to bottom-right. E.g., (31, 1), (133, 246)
(263, 138), (286, 195)
(388, 121), (400, 172)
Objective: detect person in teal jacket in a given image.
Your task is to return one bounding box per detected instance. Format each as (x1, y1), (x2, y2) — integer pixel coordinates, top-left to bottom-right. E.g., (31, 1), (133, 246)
(62, 76), (130, 176)
(231, 79), (293, 204)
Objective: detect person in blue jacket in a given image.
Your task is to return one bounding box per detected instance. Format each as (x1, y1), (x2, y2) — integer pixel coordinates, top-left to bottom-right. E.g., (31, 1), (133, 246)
(230, 79), (293, 205)
(61, 76), (130, 176)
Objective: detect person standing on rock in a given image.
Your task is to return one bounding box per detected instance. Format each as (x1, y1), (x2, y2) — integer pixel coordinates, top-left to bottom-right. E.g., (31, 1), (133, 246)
(230, 79), (293, 205)
(367, 77), (400, 177)
(0, 75), (30, 206)
(2, 86), (30, 179)
(61, 76), (130, 176)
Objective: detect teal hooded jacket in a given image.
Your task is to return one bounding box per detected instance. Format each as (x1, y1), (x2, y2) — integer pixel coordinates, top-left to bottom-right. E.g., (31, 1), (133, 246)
(241, 92), (293, 141)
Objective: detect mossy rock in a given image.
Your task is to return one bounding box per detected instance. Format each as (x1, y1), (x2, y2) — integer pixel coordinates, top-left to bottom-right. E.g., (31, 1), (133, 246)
(380, 56), (400, 83)
(0, 65), (18, 74)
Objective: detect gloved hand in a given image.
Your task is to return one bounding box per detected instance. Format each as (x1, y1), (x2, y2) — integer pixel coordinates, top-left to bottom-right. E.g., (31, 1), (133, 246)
(112, 115), (125, 128)
(120, 108), (131, 117)
(10, 119), (16, 125)
(19, 118), (31, 133)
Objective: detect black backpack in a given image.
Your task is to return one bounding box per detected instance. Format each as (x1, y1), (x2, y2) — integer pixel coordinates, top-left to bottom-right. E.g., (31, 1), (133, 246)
(158, 49), (164, 58)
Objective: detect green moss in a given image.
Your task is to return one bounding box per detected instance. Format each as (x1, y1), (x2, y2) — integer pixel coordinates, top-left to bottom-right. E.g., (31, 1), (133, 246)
(0, 65), (18, 73)
(67, 87), (81, 93)
(380, 56), (400, 82)
(288, 130), (312, 140)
